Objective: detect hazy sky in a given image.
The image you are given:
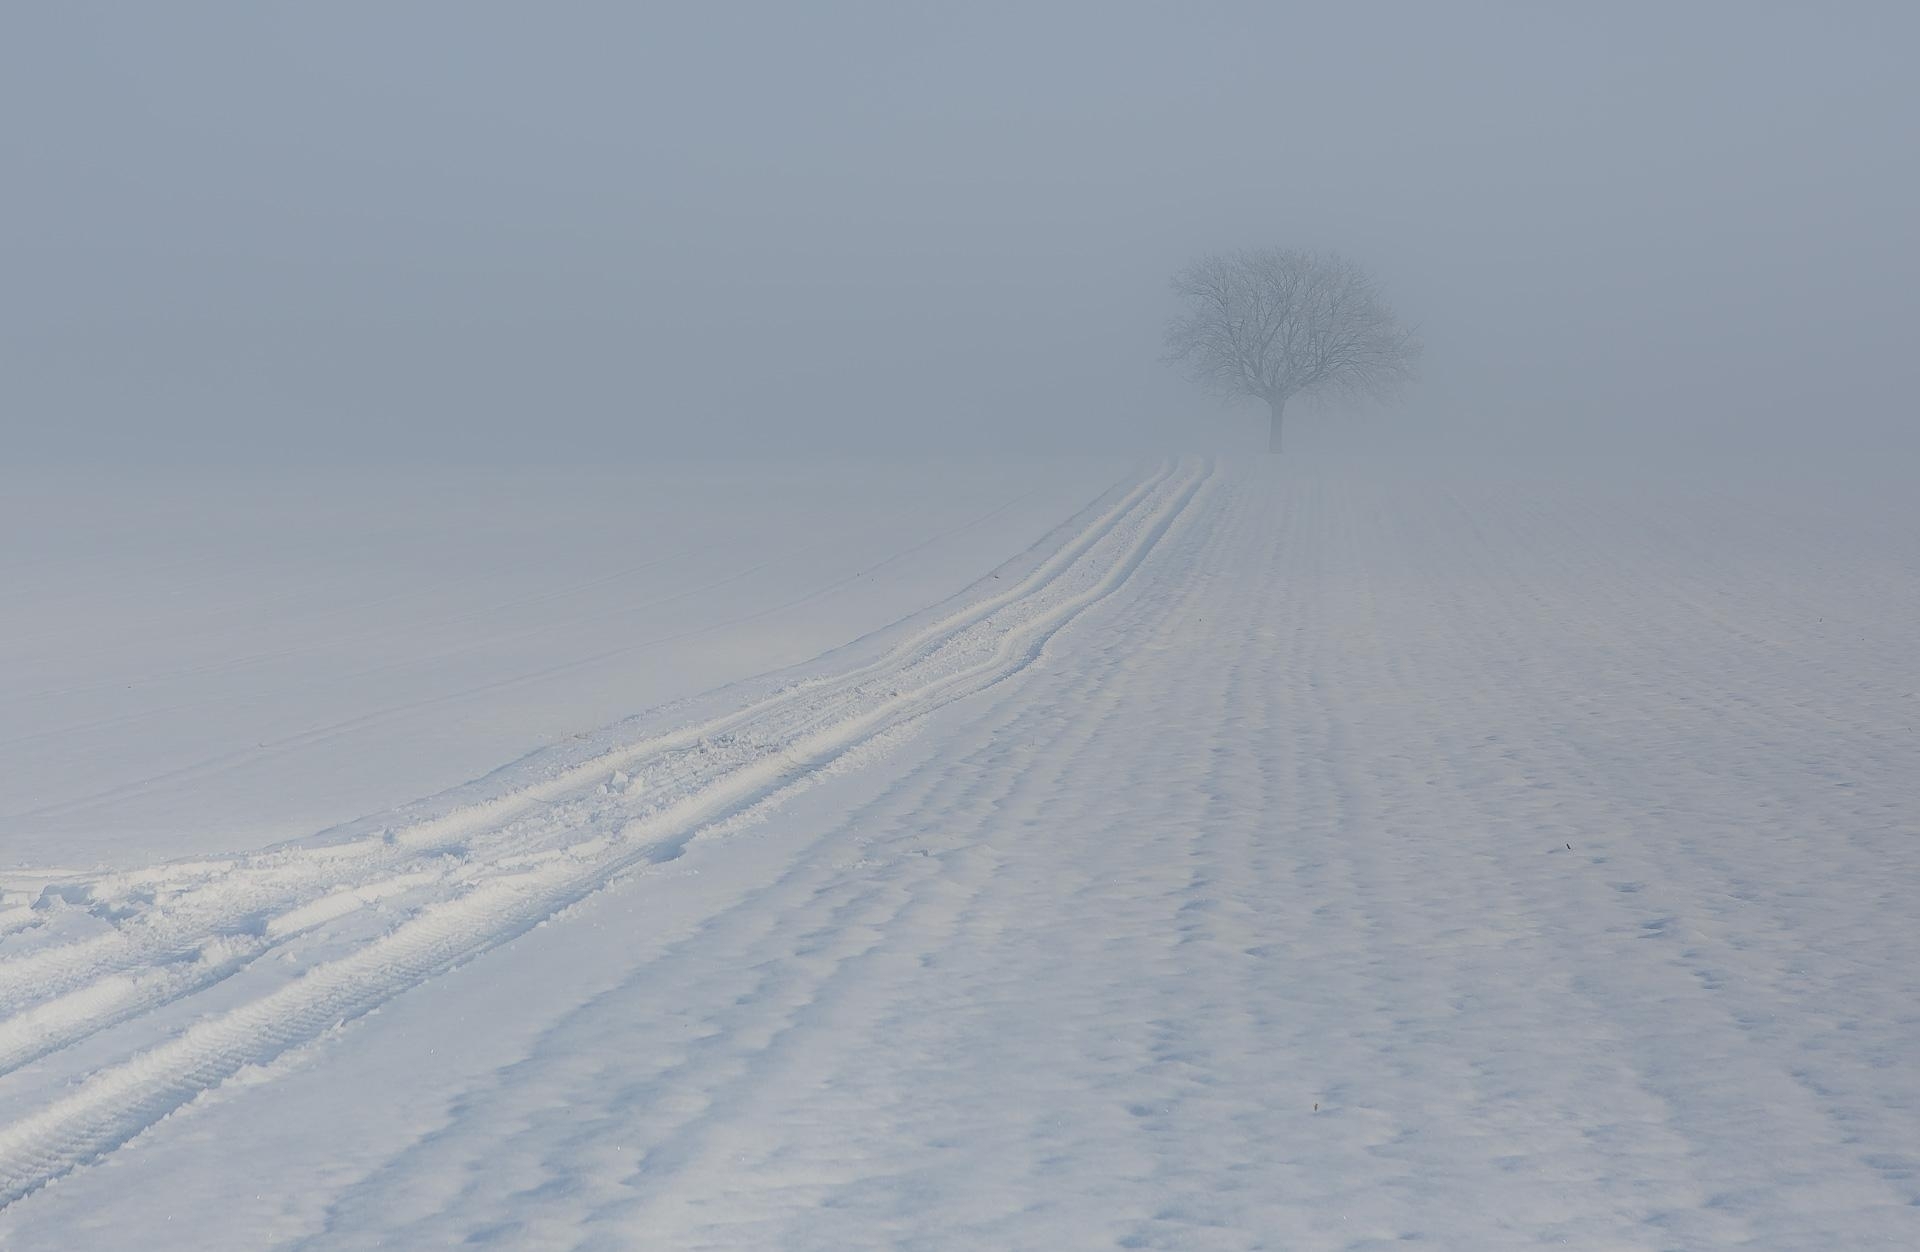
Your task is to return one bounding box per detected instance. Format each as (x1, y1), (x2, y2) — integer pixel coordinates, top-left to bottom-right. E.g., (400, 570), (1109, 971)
(5, 2), (1916, 463)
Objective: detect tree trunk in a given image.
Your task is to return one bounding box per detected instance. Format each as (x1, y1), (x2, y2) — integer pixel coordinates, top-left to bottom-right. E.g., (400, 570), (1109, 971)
(1266, 395), (1287, 454)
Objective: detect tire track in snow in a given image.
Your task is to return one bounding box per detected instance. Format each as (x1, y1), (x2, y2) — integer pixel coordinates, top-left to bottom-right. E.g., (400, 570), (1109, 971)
(0, 458), (1214, 1211)
(0, 462), (1178, 1041)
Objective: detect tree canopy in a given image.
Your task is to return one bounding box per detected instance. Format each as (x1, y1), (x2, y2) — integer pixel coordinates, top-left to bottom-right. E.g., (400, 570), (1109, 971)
(1166, 249), (1419, 451)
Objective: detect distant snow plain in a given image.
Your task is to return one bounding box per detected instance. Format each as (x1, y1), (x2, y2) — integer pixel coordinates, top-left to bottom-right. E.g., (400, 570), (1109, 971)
(1, 458), (1124, 865)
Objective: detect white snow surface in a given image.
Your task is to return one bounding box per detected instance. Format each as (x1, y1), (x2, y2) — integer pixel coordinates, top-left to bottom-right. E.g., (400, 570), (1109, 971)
(2, 457), (1918, 1249)
(1, 458), (1123, 865)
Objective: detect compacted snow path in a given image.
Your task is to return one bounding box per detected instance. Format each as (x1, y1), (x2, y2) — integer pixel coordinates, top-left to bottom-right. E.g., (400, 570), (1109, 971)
(2, 460), (1917, 1249)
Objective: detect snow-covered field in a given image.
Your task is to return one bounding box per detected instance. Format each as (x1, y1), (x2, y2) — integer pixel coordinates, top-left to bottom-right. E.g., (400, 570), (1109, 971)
(2, 457), (1917, 1249)
(1, 459), (1123, 865)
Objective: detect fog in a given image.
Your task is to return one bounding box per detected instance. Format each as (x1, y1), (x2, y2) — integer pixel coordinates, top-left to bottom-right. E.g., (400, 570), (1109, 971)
(5, 3), (1915, 465)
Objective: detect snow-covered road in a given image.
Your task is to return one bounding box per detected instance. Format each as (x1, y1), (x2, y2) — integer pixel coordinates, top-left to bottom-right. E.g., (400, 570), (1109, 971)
(3, 459), (1917, 1249)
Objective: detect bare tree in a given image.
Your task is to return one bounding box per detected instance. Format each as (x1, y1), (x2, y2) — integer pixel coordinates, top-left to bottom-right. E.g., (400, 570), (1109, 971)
(1165, 248), (1419, 453)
